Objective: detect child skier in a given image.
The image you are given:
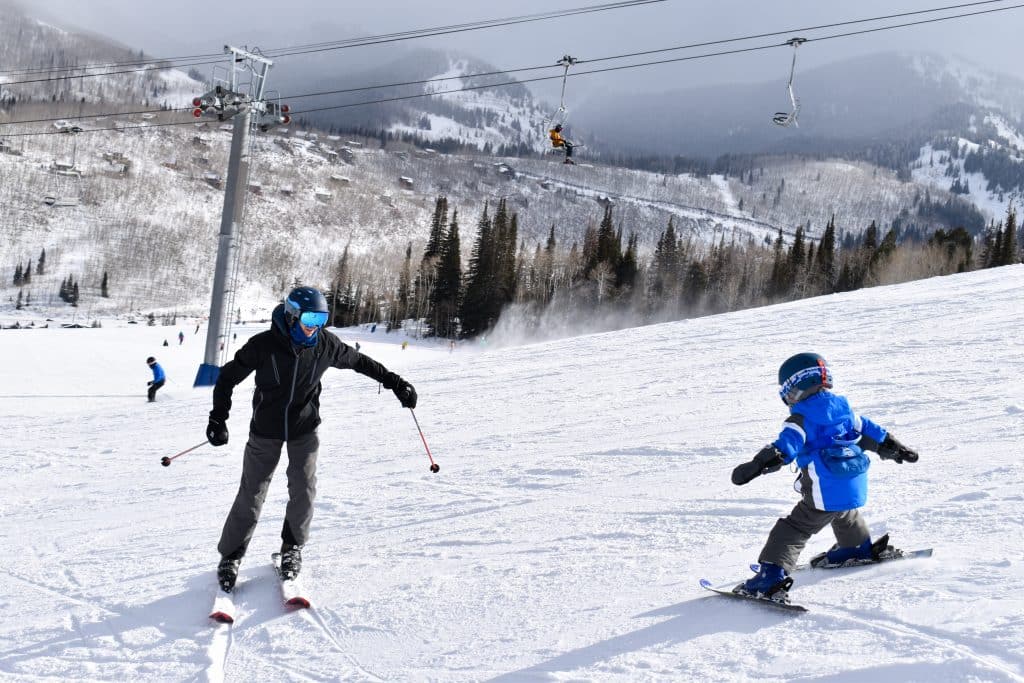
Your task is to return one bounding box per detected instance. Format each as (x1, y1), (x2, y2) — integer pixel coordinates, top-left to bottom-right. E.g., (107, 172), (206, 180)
(146, 356), (165, 402)
(731, 352), (919, 601)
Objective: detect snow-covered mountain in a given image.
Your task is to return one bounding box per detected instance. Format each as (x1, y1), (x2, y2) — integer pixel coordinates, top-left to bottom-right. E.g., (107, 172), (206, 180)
(0, 1), (201, 110)
(576, 51), (1024, 158)
(0, 118), (984, 321)
(1, 265), (1022, 681)
(283, 48), (554, 156)
(0, 5), (1009, 321)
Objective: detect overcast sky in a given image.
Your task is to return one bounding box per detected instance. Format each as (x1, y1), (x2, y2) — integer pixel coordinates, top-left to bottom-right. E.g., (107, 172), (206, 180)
(21, 0), (1024, 105)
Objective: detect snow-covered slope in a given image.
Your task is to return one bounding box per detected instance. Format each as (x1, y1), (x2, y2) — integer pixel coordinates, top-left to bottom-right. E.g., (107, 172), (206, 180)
(1, 265), (1022, 681)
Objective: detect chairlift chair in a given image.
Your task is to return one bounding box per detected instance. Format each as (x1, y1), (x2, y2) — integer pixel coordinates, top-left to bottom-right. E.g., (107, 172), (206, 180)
(545, 54), (579, 132)
(772, 38), (806, 128)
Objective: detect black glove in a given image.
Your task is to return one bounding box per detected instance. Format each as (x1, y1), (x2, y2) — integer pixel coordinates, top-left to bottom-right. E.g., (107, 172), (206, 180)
(877, 434), (918, 464)
(383, 372), (417, 409)
(206, 418), (229, 447)
(732, 445), (786, 485)
(147, 381), (153, 386)
(393, 378), (417, 409)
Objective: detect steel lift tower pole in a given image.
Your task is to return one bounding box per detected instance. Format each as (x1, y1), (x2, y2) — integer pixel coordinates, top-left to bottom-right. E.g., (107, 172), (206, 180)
(193, 45), (288, 386)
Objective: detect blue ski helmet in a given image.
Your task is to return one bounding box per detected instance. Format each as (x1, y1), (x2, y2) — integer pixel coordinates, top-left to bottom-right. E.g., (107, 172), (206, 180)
(283, 286), (329, 329)
(778, 352), (832, 405)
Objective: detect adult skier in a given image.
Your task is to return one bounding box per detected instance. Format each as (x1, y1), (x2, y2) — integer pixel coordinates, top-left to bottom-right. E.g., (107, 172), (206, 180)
(548, 124), (575, 164)
(206, 286), (417, 593)
(731, 352), (919, 600)
(146, 356), (165, 402)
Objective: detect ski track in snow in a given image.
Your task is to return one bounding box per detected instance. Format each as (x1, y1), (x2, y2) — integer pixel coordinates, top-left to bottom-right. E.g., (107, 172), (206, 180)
(0, 267), (1023, 680)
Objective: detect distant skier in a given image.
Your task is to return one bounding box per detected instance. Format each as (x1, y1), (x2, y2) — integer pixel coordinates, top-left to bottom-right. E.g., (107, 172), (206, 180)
(549, 124), (575, 165)
(731, 352), (919, 600)
(205, 286), (418, 593)
(178, 331), (185, 345)
(146, 356), (165, 402)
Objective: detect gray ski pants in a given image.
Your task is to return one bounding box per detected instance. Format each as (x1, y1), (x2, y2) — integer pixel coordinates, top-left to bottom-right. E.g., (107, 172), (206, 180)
(757, 469), (870, 572)
(217, 430), (319, 560)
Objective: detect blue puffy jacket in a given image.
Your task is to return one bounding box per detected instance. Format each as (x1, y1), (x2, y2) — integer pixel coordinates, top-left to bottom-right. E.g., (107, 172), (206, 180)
(772, 391), (888, 511)
(150, 362), (166, 383)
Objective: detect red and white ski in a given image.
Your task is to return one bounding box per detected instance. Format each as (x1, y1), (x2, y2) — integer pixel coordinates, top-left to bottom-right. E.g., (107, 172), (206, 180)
(209, 589), (236, 624)
(271, 552), (311, 608)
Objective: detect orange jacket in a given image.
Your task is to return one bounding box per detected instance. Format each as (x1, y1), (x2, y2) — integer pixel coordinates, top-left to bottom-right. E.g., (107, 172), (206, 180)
(549, 128), (565, 147)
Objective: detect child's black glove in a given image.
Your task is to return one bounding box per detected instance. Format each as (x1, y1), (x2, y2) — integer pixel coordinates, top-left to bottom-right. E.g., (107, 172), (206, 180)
(206, 418), (229, 447)
(732, 445), (785, 485)
(878, 434), (918, 464)
(147, 381), (153, 386)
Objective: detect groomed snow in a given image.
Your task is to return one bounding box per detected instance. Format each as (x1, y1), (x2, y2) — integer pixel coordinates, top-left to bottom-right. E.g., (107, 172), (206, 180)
(1, 266), (1023, 682)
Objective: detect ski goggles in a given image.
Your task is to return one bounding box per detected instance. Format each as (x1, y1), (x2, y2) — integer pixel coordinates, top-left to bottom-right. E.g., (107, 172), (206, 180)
(297, 311), (329, 328)
(778, 364), (832, 405)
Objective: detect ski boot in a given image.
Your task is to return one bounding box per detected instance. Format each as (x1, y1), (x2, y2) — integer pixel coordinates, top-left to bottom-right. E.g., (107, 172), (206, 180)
(735, 562), (793, 602)
(563, 158), (575, 165)
(217, 557), (240, 593)
(810, 533), (893, 568)
(279, 544), (302, 580)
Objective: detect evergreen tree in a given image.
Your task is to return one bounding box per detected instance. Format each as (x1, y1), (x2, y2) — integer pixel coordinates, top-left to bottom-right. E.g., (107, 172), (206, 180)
(36, 248), (45, 275)
(392, 242), (413, 329)
(71, 281), (79, 306)
(23, 261), (31, 285)
(13, 263), (22, 286)
(497, 211), (519, 306)
(651, 218), (679, 302)
(423, 197), (448, 260)
(616, 233), (639, 290)
(768, 228), (789, 298)
(101, 271), (109, 297)
(590, 206), (622, 276)
(430, 210), (462, 338)
(682, 259), (708, 311)
(459, 203), (495, 338)
(815, 214), (837, 293)
(1000, 204), (1018, 266)
(991, 222), (1004, 268)
(15, 289), (22, 310)
(872, 228), (898, 270)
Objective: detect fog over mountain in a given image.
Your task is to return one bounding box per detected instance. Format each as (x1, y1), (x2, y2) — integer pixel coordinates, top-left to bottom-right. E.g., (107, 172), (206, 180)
(575, 51), (1024, 158)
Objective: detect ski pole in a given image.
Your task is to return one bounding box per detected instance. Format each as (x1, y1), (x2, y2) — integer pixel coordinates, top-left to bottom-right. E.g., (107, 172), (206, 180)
(409, 409), (440, 473)
(161, 441), (207, 467)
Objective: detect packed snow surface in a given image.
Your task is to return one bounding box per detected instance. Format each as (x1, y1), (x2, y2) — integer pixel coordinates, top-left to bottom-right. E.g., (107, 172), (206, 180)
(1, 266), (1023, 682)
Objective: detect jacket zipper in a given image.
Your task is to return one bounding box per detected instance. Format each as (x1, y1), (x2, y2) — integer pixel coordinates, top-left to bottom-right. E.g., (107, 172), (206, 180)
(283, 349), (300, 441)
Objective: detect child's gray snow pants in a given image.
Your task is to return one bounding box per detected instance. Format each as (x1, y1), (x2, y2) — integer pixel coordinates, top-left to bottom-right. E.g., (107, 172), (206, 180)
(217, 430), (319, 560)
(757, 467), (870, 572)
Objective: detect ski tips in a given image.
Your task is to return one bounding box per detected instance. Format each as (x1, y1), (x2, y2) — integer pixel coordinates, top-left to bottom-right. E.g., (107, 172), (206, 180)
(699, 578), (713, 588)
(209, 611), (234, 624)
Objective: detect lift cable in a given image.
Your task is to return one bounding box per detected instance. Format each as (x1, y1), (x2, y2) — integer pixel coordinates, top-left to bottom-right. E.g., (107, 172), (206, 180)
(2, 0), (1022, 136)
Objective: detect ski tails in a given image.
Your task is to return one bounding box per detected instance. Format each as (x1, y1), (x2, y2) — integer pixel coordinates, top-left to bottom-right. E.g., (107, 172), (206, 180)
(209, 589), (236, 624)
(699, 579), (808, 613)
(749, 546), (934, 574)
(271, 552), (311, 608)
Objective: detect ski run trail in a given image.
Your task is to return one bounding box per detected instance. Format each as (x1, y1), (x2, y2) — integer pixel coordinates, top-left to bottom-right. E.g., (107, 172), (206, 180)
(1, 265), (1023, 682)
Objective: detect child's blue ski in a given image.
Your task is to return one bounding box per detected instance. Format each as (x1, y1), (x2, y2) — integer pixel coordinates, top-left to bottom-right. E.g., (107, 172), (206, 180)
(699, 579), (808, 613)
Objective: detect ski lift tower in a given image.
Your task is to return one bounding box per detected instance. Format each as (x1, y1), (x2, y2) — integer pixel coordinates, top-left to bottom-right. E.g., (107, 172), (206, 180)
(193, 45), (290, 387)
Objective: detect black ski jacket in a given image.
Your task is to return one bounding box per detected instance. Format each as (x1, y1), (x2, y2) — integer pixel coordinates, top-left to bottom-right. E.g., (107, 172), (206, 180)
(210, 305), (399, 440)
